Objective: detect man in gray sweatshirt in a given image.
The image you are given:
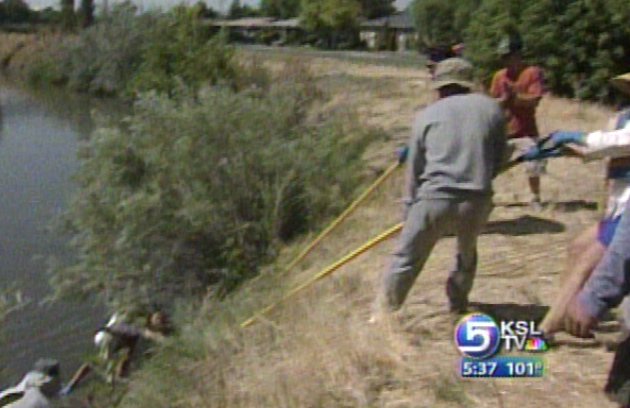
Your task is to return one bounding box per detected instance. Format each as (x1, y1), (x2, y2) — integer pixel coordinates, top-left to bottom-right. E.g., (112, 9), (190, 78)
(376, 58), (507, 314)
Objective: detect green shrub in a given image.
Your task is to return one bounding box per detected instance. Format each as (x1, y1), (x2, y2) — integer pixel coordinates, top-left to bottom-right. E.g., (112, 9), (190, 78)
(126, 7), (237, 97)
(50, 67), (374, 311)
(521, 0), (630, 101)
(53, 2), (155, 95)
(464, 0), (630, 100)
(462, 0), (527, 85)
(410, 0), (480, 50)
(29, 3), (240, 98)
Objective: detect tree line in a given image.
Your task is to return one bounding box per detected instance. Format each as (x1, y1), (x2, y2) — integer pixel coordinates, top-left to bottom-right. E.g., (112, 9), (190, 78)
(412, 0), (630, 102)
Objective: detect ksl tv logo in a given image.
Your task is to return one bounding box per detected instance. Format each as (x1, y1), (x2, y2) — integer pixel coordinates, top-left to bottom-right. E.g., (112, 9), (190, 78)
(454, 312), (549, 359)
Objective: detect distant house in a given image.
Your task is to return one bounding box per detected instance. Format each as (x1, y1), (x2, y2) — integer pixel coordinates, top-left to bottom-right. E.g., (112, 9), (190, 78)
(209, 17), (304, 44)
(360, 11), (417, 51)
(268, 18), (304, 44)
(210, 17), (275, 42)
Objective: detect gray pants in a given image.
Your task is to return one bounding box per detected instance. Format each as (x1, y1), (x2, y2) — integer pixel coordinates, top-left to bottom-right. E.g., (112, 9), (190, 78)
(380, 196), (493, 311)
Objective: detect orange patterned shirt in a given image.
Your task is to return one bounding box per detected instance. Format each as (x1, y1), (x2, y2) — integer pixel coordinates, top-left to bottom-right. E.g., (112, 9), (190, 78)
(490, 66), (545, 139)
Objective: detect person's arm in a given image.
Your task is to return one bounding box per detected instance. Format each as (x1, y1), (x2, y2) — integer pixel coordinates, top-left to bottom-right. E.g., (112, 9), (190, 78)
(559, 125), (630, 160)
(511, 67), (544, 109)
(577, 209), (630, 320)
(405, 118), (426, 210)
(491, 106), (508, 177)
(142, 328), (167, 343)
(59, 363), (92, 395)
(489, 71), (514, 109)
(567, 200), (630, 339)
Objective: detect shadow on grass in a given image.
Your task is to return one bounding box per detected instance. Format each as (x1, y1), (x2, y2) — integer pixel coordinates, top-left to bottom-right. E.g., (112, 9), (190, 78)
(470, 301), (549, 323)
(552, 199), (599, 212)
(482, 215), (565, 236)
(495, 199), (598, 212)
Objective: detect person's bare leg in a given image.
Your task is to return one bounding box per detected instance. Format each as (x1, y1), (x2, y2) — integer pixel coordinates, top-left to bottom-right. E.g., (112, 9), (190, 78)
(540, 225), (605, 335)
(529, 176), (541, 206)
(560, 224), (600, 283)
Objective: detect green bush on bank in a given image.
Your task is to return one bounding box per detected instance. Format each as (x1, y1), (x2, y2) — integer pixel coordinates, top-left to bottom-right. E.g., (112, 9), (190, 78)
(50, 66), (376, 311)
(28, 2), (154, 94)
(126, 8), (236, 97)
(29, 3), (239, 97)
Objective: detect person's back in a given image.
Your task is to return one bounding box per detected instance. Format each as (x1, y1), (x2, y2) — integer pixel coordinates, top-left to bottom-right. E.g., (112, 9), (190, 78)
(3, 389), (50, 408)
(411, 93), (505, 199)
(375, 58), (507, 316)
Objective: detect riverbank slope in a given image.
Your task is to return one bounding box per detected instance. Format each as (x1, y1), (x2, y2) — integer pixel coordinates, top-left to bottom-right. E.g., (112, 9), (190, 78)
(111, 49), (620, 408)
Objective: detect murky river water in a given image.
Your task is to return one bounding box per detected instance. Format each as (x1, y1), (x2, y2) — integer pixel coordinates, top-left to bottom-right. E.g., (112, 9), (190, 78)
(0, 81), (118, 386)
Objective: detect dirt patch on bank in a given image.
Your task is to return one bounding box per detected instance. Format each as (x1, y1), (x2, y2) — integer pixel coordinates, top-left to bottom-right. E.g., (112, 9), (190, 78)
(0, 32), (64, 79)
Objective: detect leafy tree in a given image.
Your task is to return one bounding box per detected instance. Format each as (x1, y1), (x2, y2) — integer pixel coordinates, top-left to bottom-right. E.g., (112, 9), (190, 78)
(128, 7), (236, 96)
(228, 0), (259, 19)
(463, 0), (528, 84)
(193, 1), (218, 18)
(78, 0), (94, 27)
(228, 0), (242, 18)
(464, 0), (630, 101)
(410, 0), (480, 50)
(359, 0), (394, 19)
(522, 0), (630, 101)
(0, 0), (32, 23)
(60, 0), (76, 30)
(261, 0), (300, 19)
(301, 0), (361, 48)
(34, 6), (61, 23)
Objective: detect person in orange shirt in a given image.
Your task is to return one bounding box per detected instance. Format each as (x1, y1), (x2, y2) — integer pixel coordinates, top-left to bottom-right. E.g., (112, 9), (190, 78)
(490, 34), (546, 209)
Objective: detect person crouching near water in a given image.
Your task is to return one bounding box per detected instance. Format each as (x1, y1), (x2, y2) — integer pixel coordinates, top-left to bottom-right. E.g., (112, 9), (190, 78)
(60, 311), (173, 395)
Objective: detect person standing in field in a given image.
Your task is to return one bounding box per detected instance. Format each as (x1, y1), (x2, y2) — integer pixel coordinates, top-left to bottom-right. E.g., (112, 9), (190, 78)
(490, 34), (546, 210)
(374, 58), (506, 317)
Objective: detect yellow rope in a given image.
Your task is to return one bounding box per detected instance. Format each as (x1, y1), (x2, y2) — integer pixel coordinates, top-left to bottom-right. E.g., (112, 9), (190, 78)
(241, 222), (403, 328)
(249, 162), (401, 285)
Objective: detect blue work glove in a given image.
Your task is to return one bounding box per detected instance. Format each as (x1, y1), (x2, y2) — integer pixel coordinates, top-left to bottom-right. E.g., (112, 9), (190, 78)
(549, 131), (586, 146)
(520, 145), (562, 161)
(396, 145), (409, 164)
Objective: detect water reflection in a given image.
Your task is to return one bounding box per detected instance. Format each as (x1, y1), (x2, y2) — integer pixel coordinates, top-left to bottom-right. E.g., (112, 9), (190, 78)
(0, 81), (114, 385)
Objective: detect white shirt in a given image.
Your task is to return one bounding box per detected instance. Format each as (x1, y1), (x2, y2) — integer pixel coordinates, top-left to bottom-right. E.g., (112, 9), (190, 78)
(582, 119), (630, 219)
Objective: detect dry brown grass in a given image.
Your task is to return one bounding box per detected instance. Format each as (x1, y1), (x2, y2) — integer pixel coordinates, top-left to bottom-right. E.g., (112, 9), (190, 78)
(0, 32), (65, 77)
(120, 51), (620, 408)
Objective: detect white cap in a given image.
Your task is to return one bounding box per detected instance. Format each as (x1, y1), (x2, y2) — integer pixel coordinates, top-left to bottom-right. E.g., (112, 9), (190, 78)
(94, 330), (113, 348)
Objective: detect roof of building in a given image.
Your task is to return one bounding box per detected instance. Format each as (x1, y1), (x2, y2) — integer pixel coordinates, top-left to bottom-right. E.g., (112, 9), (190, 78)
(268, 18), (301, 28)
(360, 11), (415, 31)
(212, 17), (275, 28)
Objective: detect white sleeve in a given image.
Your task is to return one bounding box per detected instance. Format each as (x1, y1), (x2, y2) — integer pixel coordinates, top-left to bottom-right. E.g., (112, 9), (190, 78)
(582, 124), (630, 159)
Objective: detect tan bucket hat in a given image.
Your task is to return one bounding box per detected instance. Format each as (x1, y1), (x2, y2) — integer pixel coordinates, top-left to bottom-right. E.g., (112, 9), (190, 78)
(611, 72), (630, 96)
(430, 58), (475, 90)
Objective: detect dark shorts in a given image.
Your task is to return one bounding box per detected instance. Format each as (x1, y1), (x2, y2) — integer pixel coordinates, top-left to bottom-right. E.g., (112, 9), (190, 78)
(606, 333), (630, 406)
(598, 216), (622, 247)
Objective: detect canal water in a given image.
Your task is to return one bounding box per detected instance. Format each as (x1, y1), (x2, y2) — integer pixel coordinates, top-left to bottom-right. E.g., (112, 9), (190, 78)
(0, 81), (114, 386)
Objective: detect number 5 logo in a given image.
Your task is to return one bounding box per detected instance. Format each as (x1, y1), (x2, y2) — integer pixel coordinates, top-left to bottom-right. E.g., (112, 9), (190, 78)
(454, 313), (500, 359)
